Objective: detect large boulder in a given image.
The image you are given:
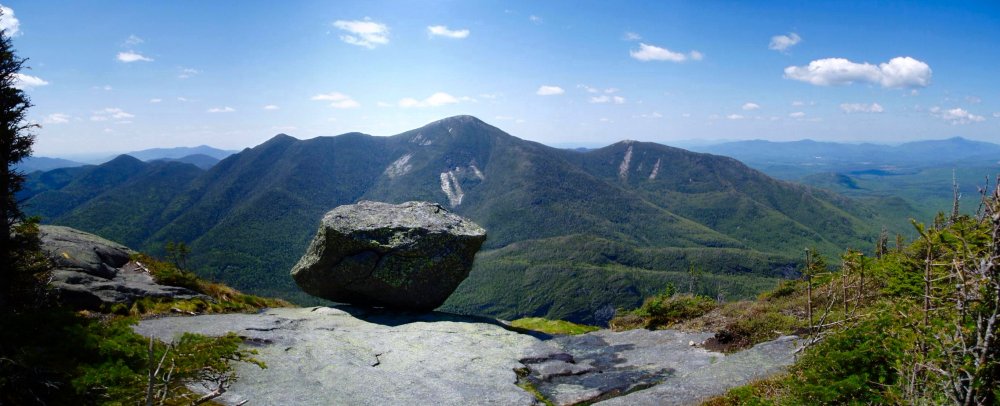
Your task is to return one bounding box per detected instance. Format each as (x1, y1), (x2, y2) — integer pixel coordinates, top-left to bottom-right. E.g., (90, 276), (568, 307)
(291, 201), (487, 310)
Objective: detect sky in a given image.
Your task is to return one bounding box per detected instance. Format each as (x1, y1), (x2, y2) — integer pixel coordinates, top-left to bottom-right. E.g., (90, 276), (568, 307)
(3, 1), (1000, 157)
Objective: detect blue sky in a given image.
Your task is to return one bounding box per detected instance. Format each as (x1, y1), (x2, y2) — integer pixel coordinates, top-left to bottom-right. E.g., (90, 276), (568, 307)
(4, 1), (1000, 157)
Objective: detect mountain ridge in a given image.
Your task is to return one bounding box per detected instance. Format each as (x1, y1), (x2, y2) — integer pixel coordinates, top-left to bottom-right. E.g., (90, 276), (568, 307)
(21, 115), (889, 323)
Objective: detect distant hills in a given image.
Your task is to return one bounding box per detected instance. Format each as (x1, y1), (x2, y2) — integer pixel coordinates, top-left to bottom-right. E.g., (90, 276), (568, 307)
(692, 137), (1000, 180)
(16, 145), (235, 173)
(21, 116), (896, 324)
(693, 138), (1000, 225)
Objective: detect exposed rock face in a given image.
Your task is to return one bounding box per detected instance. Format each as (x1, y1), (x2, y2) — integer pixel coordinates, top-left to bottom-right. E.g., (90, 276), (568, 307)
(290, 201), (487, 310)
(39, 225), (206, 309)
(39, 225), (133, 279)
(134, 307), (802, 406)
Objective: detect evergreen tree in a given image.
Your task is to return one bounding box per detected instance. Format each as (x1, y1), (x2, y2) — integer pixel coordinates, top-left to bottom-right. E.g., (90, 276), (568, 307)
(0, 14), (39, 309)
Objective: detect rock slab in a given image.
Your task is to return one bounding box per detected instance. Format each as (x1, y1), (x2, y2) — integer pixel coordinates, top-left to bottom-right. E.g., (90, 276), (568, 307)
(39, 225), (206, 309)
(135, 307), (802, 406)
(290, 201), (486, 310)
(135, 307), (550, 406)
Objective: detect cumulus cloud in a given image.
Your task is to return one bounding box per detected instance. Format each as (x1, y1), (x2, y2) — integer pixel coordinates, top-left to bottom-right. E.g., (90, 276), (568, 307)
(117, 51), (153, 63)
(263, 104), (279, 110)
(630, 43), (702, 62)
(623, 32), (641, 41)
(784, 56), (931, 88)
(311, 92), (361, 109)
(149, 98), (162, 103)
(333, 18), (389, 49)
(398, 92), (463, 108)
(769, 33), (801, 52)
(13, 73), (48, 89)
(840, 102), (884, 113)
(742, 102), (760, 111)
(536, 85), (564, 96)
(589, 95), (625, 104)
(0, 5), (20, 36)
(789, 111), (806, 118)
(529, 15), (543, 24)
(931, 107), (985, 125)
(90, 108), (134, 121)
(994, 112), (1000, 118)
(726, 114), (744, 120)
(428, 25), (469, 39)
(44, 113), (70, 124)
(207, 106), (235, 113)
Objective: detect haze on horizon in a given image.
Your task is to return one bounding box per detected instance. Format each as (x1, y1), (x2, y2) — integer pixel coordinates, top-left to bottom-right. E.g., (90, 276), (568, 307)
(4, 1), (999, 157)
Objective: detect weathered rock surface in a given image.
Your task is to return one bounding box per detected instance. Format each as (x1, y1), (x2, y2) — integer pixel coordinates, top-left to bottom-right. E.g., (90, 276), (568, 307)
(136, 307), (550, 406)
(135, 307), (802, 406)
(290, 201), (487, 310)
(39, 225), (206, 309)
(39, 225), (133, 279)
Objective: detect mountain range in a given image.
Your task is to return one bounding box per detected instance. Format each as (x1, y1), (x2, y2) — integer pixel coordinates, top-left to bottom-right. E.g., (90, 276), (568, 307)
(20, 116), (893, 324)
(15, 145), (236, 173)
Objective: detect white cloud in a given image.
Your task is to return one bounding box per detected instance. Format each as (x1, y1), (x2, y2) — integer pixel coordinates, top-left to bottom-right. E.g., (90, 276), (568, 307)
(149, 98), (161, 103)
(784, 56), (931, 88)
(398, 92), (462, 108)
(993, 112), (1000, 118)
(769, 33), (801, 52)
(931, 106), (985, 125)
(428, 25), (469, 39)
(529, 15), (543, 24)
(791, 100), (814, 107)
(13, 73), (48, 89)
(789, 111), (806, 118)
(840, 102), (884, 113)
(207, 106), (236, 113)
(333, 18), (389, 49)
(623, 32), (641, 41)
(536, 85), (564, 96)
(124, 34), (144, 46)
(91, 108), (134, 121)
(44, 113), (70, 124)
(117, 51), (153, 63)
(176, 97), (189, 102)
(479, 93), (500, 100)
(0, 6), (20, 36)
(311, 92), (361, 109)
(589, 95), (625, 104)
(178, 67), (199, 79)
(742, 102), (760, 111)
(726, 114), (744, 120)
(635, 112), (662, 118)
(263, 104), (279, 110)
(966, 96), (982, 104)
(630, 43), (701, 62)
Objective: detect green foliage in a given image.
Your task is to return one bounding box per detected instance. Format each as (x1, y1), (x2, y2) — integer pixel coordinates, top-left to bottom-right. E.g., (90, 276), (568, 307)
(118, 252), (291, 317)
(788, 311), (902, 404)
(610, 293), (716, 331)
(0, 309), (262, 405)
(510, 317), (600, 335)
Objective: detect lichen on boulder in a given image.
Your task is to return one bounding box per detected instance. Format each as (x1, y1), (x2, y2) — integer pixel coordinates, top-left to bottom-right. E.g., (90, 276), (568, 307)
(290, 201), (486, 310)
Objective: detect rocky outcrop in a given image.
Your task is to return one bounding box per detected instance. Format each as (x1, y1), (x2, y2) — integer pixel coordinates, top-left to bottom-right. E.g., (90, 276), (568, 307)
(290, 201), (486, 310)
(40, 225), (206, 309)
(39, 225), (133, 279)
(135, 307), (802, 406)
